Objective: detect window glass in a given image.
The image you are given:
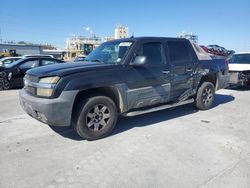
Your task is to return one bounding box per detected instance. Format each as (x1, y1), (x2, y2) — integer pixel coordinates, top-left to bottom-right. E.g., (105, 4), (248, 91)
(3, 59), (13, 64)
(167, 41), (191, 64)
(230, 54), (250, 64)
(41, 59), (57, 66)
(85, 41), (133, 64)
(137, 42), (165, 66)
(19, 60), (38, 69)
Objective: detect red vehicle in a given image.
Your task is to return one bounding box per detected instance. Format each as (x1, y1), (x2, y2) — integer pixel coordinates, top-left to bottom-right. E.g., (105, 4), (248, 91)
(200, 45), (209, 53)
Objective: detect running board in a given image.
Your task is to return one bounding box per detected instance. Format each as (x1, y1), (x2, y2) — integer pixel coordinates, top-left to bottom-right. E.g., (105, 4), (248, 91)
(123, 98), (194, 117)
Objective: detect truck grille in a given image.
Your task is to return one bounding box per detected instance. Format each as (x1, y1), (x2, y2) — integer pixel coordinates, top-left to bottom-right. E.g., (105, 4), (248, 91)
(25, 74), (39, 82)
(26, 86), (36, 95)
(24, 74), (38, 95)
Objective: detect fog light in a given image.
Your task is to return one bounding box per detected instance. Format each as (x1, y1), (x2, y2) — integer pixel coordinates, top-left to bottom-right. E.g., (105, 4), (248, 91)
(37, 88), (54, 97)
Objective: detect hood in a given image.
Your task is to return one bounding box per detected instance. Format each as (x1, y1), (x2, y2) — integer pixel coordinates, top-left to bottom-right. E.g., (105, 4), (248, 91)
(229, 63), (250, 71)
(27, 62), (116, 77)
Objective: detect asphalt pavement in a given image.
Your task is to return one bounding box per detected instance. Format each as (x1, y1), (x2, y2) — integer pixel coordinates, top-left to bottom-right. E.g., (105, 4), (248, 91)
(0, 89), (249, 188)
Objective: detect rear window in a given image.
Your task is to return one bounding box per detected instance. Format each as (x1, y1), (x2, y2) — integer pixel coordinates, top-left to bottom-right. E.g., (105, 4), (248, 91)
(230, 54), (250, 64)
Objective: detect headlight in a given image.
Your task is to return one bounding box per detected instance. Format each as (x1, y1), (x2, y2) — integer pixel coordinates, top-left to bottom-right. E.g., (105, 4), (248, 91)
(37, 88), (54, 97)
(39, 76), (60, 84)
(36, 76), (60, 97)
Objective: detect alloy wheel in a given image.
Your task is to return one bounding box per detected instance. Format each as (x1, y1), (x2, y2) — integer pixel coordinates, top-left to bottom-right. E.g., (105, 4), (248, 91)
(202, 87), (213, 105)
(86, 104), (111, 131)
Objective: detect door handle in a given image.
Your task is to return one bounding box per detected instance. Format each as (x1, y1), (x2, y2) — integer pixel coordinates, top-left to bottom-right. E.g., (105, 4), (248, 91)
(162, 70), (170, 74)
(186, 68), (193, 72)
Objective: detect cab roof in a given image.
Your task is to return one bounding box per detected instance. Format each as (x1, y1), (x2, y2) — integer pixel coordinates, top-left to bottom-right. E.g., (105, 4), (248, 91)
(108, 36), (189, 43)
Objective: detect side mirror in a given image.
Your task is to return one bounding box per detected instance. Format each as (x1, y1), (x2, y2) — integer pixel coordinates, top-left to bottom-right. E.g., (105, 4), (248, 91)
(130, 56), (146, 67)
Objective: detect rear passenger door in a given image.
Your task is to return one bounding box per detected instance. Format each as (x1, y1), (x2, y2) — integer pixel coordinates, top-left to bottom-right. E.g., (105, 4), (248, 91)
(166, 40), (195, 100)
(125, 41), (171, 109)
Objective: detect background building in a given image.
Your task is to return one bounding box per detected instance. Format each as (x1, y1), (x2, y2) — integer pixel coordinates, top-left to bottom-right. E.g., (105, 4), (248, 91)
(104, 36), (114, 42)
(115, 25), (129, 39)
(65, 25), (129, 60)
(0, 43), (42, 58)
(178, 32), (198, 43)
(65, 35), (101, 60)
(42, 49), (68, 60)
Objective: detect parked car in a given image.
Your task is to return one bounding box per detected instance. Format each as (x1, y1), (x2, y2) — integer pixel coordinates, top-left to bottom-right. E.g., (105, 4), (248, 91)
(20, 37), (229, 140)
(227, 50), (235, 56)
(207, 45), (221, 53)
(218, 47), (227, 56)
(74, 55), (86, 62)
(0, 57), (22, 66)
(23, 54), (54, 58)
(228, 52), (250, 87)
(200, 45), (209, 53)
(0, 57), (64, 90)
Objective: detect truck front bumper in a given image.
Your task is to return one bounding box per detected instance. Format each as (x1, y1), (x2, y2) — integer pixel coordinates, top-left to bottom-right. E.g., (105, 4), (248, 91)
(19, 89), (78, 127)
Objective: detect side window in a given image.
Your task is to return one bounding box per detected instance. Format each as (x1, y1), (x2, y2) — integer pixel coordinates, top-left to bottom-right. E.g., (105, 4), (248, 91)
(41, 59), (57, 66)
(167, 41), (191, 64)
(3, 60), (12, 64)
(138, 42), (165, 66)
(19, 60), (39, 69)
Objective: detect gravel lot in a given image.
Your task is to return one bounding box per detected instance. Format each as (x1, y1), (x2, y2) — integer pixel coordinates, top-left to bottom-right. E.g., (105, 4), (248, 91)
(0, 89), (249, 188)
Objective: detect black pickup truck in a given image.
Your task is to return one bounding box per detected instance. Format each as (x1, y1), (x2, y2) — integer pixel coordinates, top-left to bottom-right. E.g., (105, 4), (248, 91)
(19, 37), (229, 140)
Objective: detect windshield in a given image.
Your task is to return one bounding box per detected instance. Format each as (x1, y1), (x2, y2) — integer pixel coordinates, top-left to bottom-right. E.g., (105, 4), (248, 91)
(3, 58), (23, 68)
(1, 58), (21, 65)
(229, 54), (250, 64)
(85, 41), (133, 64)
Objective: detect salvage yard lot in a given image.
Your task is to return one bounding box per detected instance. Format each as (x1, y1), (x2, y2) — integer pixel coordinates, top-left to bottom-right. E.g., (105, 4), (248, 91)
(0, 89), (250, 188)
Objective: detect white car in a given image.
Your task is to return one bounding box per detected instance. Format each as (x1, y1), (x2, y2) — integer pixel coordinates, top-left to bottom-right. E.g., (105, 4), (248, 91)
(228, 52), (250, 87)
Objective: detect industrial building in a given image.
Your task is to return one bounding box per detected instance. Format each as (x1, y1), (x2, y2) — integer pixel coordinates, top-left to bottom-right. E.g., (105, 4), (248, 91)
(65, 25), (129, 60)
(0, 43), (43, 57)
(65, 35), (101, 60)
(178, 32), (198, 43)
(114, 25), (129, 39)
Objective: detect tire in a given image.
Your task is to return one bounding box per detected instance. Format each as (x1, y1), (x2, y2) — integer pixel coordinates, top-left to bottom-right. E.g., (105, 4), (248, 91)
(0, 79), (3, 91)
(73, 95), (118, 140)
(3, 79), (11, 90)
(195, 82), (215, 110)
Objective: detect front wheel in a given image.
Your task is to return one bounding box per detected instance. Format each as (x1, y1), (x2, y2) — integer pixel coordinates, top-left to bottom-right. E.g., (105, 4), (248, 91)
(73, 95), (118, 140)
(3, 79), (11, 90)
(195, 82), (215, 110)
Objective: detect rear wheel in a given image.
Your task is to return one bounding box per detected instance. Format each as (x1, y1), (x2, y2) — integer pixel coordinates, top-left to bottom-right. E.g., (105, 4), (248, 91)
(195, 82), (215, 110)
(73, 95), (118, 140)
(0, 79), (3, 91)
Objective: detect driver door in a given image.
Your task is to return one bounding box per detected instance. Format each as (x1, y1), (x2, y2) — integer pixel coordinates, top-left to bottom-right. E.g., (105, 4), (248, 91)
(124, 41), (171, 109)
